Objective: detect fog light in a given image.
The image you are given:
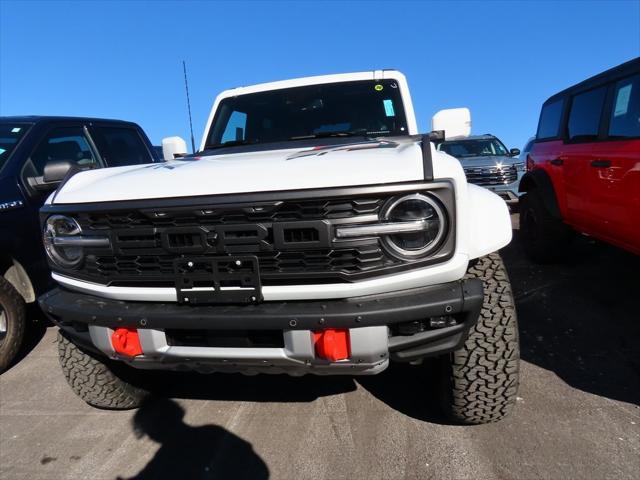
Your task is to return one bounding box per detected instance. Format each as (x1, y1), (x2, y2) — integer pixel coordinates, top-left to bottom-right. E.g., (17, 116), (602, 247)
(313, 329), (350, 362)
(111, 328), (143, 357)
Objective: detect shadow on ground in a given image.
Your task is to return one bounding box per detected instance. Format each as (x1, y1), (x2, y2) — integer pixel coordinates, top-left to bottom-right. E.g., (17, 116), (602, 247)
(148, 360), (453, 424)
(502, 227), (640, 406)
(116, 397), (269, 480)
(148, 367), (358, 404)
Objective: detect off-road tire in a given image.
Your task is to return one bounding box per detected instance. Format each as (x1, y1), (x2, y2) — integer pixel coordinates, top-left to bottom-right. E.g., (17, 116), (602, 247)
(438, 253), (519, 424)
(0, 277), (26, 373)
(520, 190), (571, 263)
(57, 331), (147, 409)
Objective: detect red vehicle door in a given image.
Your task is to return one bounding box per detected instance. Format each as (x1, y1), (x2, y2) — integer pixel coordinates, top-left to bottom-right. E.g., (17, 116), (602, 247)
(561, 85), (609, 236)
(590, 73), (640, 254)
(530, 98), (569, 216)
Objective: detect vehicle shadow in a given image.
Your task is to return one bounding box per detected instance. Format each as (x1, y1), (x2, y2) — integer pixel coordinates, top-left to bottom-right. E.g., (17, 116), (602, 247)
(116, 397), (269, 480)
(356, 359), (454, 425)
(147, 369), (358, 404)
(502, 224), (640, 406)
(146, 357), (454, 425)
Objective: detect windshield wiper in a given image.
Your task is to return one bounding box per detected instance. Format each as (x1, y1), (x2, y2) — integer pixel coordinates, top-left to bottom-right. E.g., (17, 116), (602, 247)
(203, 139), (255, 150)
(289, 129), (372, 140)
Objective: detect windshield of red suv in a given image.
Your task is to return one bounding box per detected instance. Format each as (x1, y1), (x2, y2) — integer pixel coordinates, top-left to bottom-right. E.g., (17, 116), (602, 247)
(438, 138), (509, 158)
(204, 79), (408, 149)
(0, 123), (31, 172)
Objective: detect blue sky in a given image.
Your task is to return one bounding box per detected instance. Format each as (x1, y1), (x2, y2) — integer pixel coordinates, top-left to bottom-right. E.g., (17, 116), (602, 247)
(1, 1), (638, 151)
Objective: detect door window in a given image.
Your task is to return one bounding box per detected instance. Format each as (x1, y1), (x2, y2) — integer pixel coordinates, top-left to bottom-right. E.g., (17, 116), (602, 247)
(567, 86), (607, 141)
(30, 127), (99, 175)
(536, 99), (563, 140)
(90, 126), (152, 167)
(608, 73), (640, 138)
(0, 123), (31, 173)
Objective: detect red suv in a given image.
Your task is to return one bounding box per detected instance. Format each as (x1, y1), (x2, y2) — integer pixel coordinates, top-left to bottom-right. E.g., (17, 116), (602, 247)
(519, 57), (640, 261)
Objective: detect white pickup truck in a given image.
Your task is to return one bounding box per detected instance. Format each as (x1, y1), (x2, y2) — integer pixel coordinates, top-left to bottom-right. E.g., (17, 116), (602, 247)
(39, 71), (519, 424)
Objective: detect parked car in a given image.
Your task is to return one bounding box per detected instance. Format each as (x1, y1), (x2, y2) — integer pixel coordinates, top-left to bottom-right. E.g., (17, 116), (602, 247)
(0, 116), (158, 372)
(39, 71), (519, 424)
(152, 145), (164, 161)
(520, 57), (640, 261)
(519, 136), (535, 164)
(437, 134), (524, 204)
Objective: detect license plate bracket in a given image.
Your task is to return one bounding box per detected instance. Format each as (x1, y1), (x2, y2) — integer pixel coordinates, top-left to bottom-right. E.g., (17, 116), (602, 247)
(174, 256), (262, 305)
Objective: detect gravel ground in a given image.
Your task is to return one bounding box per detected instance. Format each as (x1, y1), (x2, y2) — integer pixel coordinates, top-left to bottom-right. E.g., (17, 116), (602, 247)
(1, 215), (639, 480)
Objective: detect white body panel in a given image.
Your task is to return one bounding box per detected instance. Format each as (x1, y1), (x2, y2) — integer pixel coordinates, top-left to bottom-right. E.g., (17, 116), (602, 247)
(51, 140), (424, 204)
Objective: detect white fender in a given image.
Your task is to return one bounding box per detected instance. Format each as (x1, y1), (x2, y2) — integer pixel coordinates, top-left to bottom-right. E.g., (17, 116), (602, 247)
(465, 184), (513, 260)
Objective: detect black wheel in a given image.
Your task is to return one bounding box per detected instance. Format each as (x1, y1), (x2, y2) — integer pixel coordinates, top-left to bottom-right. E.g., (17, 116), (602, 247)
(438, 253), (520, 424)
(0, 277), (26, 373)
(520, 190), (571, 263)
(57, 331), (148, 409)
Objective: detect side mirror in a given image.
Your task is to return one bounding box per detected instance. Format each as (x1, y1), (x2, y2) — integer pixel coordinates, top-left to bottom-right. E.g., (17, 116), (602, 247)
(162, 136), (188, 160)
(431, 108), (472, 140)
(510, 148), (521, 157)
(43, 160), (75, 183)
(27, 160), (77, 192)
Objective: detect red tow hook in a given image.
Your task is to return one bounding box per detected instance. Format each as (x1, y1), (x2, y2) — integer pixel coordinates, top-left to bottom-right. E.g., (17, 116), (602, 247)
(312, 329), (350, 362)
(111, 328), (143, 357)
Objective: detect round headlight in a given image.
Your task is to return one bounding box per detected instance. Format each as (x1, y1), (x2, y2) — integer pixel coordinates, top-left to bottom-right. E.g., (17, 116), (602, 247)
(43, 215), (84, 269)
(381, 194), (446, 259)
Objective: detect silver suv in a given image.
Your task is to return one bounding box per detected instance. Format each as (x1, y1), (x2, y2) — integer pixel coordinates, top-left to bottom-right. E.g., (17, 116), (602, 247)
(438, 134), (524, 204)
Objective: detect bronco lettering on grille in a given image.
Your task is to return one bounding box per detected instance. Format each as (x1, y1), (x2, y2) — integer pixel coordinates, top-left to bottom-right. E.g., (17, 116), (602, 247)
(115, 220), (332, 256)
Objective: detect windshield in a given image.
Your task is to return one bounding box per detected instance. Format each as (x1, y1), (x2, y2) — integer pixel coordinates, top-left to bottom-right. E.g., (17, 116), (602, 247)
(439, 138), (508, 158)
(205, 79), (408, 149)
(0, 123), (31, 172)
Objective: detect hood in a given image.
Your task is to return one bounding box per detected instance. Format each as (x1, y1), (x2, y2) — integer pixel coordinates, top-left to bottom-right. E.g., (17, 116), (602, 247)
(52, 139), (426, 204)
(457, 155), (521, 168)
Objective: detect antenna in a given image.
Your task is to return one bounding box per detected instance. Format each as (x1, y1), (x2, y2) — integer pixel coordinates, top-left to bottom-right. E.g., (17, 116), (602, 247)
(182, 60), (196, 153)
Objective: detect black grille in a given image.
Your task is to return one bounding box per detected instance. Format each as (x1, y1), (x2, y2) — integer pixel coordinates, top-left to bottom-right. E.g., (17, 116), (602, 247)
(73, 195), (401, 285)
(76, 197), (385, 230)
(45, 182), (458, 286)
(463, 165), (518, 186)
(83, 245), (391, 285)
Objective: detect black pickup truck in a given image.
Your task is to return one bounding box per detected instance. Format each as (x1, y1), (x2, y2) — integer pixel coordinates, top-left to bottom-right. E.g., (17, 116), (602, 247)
(0, 116), (159, 371)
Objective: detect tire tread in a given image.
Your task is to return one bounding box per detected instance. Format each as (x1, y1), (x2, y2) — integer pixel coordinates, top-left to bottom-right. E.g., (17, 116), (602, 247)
(57, 332), (147, 409)
(0, 277), (26, 373)
(443, 252), (520, 424)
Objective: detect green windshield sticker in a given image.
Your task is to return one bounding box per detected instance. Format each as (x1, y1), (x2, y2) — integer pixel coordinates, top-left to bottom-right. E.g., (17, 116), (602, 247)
(383, 99), (395, 117)
(374, 84), (383, 91)
(614, 84), (632, 117)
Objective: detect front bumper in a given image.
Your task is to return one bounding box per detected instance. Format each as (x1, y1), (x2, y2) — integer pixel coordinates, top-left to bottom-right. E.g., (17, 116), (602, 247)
(40, 279), (483, 375)
(485, 179), (523, 204)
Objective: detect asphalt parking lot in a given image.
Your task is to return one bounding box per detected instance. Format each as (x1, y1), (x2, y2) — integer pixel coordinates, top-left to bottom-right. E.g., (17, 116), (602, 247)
(1, 214), (639, 480)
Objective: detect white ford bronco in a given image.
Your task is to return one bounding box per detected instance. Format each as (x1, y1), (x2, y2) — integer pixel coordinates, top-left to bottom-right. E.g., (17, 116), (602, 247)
(39, 71), (519, 424)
